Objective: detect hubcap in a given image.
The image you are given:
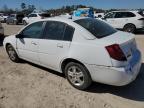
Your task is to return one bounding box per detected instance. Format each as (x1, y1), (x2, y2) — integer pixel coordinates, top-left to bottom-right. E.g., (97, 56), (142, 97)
(8, 47), (16, 60)
(67, 66), (84, 86)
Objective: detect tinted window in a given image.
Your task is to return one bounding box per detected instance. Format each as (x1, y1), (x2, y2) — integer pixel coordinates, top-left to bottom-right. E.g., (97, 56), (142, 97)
(74, 18), (117, 39)
(39, 13), (51, 17)
(105, 12), (115, 18)
(43, 21), (65, 40)
(138, 11), (144, 16)
(22, 22), (43, 38)
(28, 14), (37, 17)
(126, 12), (136, 17)
(115, 12), (136, 18)
(63, 25), (75, 41)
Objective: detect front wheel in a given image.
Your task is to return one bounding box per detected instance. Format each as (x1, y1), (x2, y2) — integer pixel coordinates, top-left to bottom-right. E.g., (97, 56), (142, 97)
(123, 24), (136, 33)
(6, 44), (20, 62)
(65, 62), (92, 90)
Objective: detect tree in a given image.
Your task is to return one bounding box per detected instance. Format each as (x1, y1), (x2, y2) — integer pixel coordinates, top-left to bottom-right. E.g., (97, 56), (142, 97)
(2, 4), (8, 12)
(21, 3), (26, 10)
(28, 5), (36, 13)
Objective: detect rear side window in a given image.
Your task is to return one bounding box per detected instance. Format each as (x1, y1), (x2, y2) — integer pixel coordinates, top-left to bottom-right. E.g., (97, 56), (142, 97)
(43, 21), (65, 40)
(105, 12), (115, 18)
(74, 18), (117, 39)
(115, 12), (136, 18)
(138, 11), (144, 16)
(63, 25), (75, 41)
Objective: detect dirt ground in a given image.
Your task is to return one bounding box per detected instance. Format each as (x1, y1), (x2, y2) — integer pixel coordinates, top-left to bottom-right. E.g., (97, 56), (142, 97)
(0, 23), (144, 108)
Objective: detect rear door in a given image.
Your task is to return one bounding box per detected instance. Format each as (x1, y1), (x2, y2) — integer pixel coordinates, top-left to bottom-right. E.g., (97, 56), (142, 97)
(16, 21), (44, 63)
(38, 21), (75, 71)
(113, 12), (136, 29)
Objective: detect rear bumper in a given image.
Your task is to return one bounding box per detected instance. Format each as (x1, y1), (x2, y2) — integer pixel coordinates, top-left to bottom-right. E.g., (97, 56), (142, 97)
(85, 51), (142, 86)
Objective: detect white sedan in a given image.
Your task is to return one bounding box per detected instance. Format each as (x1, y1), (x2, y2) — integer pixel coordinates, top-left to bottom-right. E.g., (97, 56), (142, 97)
(3, 17), (142, 90)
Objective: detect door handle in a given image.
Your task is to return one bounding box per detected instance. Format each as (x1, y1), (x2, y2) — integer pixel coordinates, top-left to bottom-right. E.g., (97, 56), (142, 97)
(57, 43), (63, 48)
(31, 42), (37, 45)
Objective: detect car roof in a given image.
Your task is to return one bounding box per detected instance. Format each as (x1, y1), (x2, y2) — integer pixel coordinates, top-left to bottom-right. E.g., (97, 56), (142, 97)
(37, 16), (89, 23)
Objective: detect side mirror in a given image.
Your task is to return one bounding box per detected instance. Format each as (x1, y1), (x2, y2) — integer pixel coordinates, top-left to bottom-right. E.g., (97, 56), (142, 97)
(16, 34), (23, 38)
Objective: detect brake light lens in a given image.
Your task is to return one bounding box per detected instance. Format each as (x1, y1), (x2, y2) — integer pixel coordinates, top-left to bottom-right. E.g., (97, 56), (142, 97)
(105, 44), (127, 61)
(138, 18), (144, 20)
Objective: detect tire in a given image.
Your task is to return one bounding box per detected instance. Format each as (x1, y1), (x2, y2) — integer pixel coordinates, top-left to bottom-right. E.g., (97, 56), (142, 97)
(64, 62), (92, 90)
(123, 24), (136, 33)
(6, 44), (20, 63)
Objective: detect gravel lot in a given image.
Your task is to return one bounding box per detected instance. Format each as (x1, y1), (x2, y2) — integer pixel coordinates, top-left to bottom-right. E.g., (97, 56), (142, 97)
(0, 23), (144, 108)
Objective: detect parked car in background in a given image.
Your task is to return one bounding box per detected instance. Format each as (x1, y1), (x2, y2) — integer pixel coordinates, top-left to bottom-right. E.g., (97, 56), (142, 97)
(23, 13), (51, 25)
(3, 17), (141, 90)
(94, 12), (105, 18)
(103, 11), (144, 33)
(59, 13), (71, 19)
(0, 22), (4, 36)
(0, 13), (8, 23)
(6, 14), (24, 25)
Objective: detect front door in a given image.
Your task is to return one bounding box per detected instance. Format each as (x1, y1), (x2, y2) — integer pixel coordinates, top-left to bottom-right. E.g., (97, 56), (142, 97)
(16, 21), (44, 63)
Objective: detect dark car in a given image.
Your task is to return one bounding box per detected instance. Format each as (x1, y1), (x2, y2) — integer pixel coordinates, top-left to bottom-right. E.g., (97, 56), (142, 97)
(6, 14), (24, 25)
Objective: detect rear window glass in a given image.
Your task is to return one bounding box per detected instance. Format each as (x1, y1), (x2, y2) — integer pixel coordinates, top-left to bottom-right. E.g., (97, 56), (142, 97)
(74, 18), (117, 39)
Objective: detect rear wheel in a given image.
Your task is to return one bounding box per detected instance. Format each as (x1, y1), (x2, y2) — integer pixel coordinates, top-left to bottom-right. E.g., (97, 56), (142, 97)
(123, 24), (136, 33)
(65, 62), (92, 90)
(6, 44), (20, 62)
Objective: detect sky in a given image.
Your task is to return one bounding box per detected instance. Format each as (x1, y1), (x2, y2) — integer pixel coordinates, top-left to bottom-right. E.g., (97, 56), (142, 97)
(0, 0), (143, 10)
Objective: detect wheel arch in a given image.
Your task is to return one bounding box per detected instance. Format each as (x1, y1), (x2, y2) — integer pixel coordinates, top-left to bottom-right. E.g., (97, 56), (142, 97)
(123, 23), (136, 29)
(61, 58), (89, 74)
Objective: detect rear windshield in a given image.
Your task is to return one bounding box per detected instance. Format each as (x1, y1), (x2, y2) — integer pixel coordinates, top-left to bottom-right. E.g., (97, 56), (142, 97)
(74, 18), (117, 39)
(39, 13), (51, 17)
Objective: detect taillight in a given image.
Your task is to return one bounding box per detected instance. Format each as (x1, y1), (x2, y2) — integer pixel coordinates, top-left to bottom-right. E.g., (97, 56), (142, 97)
(105, 44), (127, 61)
(138, 18), (144, 20)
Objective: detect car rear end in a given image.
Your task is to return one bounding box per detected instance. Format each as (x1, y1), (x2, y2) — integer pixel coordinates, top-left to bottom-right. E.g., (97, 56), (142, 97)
(74, 18), (141, 86)
(103, 31), (142, 85)
(134, 11), (144, 30)
(16, 14), (25, 24)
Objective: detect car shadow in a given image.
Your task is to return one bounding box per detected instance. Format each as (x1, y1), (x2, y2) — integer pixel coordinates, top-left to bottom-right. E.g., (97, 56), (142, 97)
(86, 63), (144, 102)
(0, 35), (5, 46)
(26, 61), (65, 78)
(135, 30), (144, 35)
(27, 61), (144, 102)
